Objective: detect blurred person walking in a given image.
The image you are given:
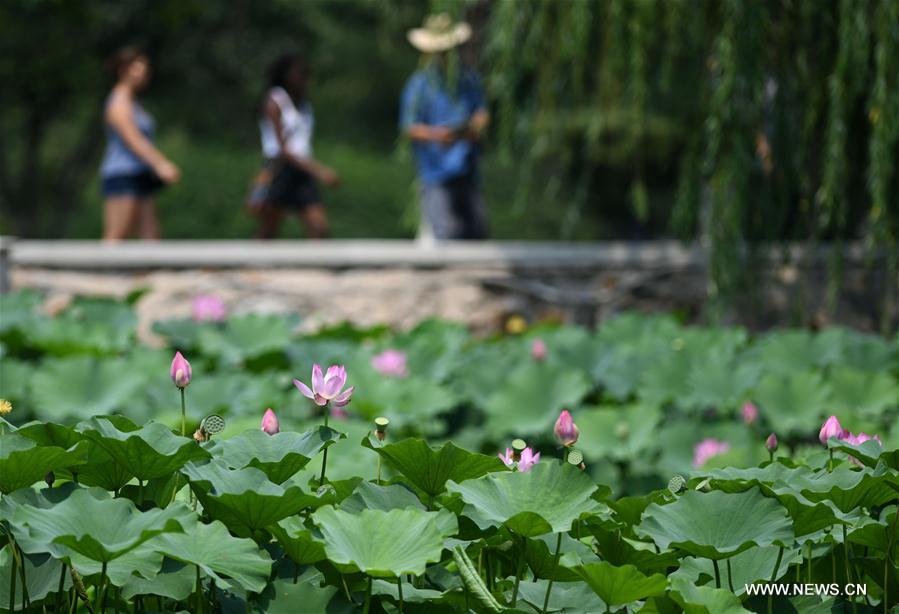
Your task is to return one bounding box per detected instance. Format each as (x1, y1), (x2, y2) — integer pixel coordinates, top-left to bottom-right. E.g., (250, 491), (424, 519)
(100, 47), (180, 241)
(400, 13), (489, 241)
(252, 53), (339, 239)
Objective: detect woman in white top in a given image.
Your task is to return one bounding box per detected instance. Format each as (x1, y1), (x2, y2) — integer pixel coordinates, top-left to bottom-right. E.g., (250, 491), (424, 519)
(256, 53), (339, 239)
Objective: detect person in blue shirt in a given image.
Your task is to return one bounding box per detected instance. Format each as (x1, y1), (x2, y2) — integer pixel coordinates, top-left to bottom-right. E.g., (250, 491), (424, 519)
(400, 14), (490, 240)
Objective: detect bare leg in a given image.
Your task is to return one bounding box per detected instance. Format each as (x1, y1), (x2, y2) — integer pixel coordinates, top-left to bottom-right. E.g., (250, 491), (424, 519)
(137, 197), (161, 240)
(301, 203), (329, 239)
(255, 205), (283, 239)
(103, 196), (140, 242)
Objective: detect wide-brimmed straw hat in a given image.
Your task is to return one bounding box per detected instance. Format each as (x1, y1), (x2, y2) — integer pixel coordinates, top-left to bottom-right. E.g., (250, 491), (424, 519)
(407, 13), (472, 53)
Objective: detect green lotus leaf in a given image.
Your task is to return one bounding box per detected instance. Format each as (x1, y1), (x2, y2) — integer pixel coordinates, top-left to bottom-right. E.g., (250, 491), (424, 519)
(67, 547), (164, 587)
(669, 575), (749, 613)
(752, 371), (832, 435)
(0, 359), (31, 405)
(197, 313), (297, 363)
(362, 437), (507, 498)
(371, 578), (444, 603)
(0, 432), (85, 493)
(446, 462), (601, 537)
(30, 356), (147, 422)
(828, 438), (899, 470)
(705, 462), (897, 515)
(517, 579), (607, 614)
(636, 488), (793, 560)
(339, 481), (425, 514)
(525, 532), (603, 581)
(209, 426), (344, 484)
(255, 570), (341, 614)
(9, 487), (192, 563)
(684, 358), (761, 411)
(344, 368), (457, 432)
(828, 366), (899, 418)
(312, 506), (450, 577)
(672, 545), (800, 594)
(269, 516), (327, 565)
(586, 519), (681, 576)
(575, 404), (661, 462)
(847, 506), (897, 552)
(484, 362), (591, 437)
(26, 297), (137, 356)
(182, 460), (317, 535)
(79, 416), (210, 482)
(572, 561), (668, 607)
(0, 548), (72, 610)
(119, 558), (195, 601)
(144, 519), (273, 592)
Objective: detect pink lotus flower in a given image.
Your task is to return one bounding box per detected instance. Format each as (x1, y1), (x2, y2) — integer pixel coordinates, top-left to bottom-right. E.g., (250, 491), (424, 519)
(170, 352), (192, 388)
(531, 338), (547, 361)
(518, 447), (540, 472)
(498, 448), (514, 467)
(766, 433), (778, 452)
(553, 410), (579, 447)
(191, 295), (226, 322)
(741, 402), (758, 425)
(819, 416), (847, 445)
(371, 349), (409, 378)
(261, 408), (279, 435)
(294, 364), (354, 407)
(844, 432), (882, 446)
(693, 438), (730, 468)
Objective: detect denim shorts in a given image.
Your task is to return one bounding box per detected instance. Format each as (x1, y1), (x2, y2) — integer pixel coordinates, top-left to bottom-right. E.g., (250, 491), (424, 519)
(101, 171), (164, 198)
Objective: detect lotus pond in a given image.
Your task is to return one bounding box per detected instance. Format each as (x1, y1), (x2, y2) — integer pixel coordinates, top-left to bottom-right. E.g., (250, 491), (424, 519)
(0, 291), (897, 612)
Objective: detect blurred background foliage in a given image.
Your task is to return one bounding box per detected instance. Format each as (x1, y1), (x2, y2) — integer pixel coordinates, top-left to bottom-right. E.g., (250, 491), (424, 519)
(0, 0), (897, 302)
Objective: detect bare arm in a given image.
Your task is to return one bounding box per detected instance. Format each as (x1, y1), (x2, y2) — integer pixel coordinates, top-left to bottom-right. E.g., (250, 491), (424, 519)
(105, 89), (179, 183)
(264, 97), (339, 187)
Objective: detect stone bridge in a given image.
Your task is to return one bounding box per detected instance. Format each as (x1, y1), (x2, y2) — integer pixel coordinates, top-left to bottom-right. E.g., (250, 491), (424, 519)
(0, 238), (894, 343)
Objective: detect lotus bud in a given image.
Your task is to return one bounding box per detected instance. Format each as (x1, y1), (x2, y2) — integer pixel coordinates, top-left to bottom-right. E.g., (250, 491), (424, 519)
(741, 401), (758, 425)
(261, 408), (279, 435)
(170, 352), (192, 388)
(554, 410), (580, 447)
(511, 438), (527, 461)
(818, 415), (846, 445)
(374, 416), (390, 441)
(766, 433), (778, 452)
(0, 399), (11, 415)
(531, 338), (547, 361)
(45, 471), (56, 488)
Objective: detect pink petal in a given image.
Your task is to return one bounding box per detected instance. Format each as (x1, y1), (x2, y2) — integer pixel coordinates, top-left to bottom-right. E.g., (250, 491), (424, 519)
(293, 379), (314, 400)
(332, 386), (354, 406)
(312, 364), (324, 394)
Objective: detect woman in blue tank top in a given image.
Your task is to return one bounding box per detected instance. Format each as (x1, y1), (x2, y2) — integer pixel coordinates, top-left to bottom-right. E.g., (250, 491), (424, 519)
(99, 47), (180, 241)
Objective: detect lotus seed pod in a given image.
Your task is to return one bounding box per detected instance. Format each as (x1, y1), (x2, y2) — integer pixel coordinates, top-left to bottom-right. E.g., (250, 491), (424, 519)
(615, 422), (630, 440)
(512, 438), (527, 461)
(668, 474), (686, 494)
(316, 483), (337, 498)
(375, 416), (390, 441)
(201, 414), (226, 436)
(567, 449), (584, 466)
(695, 478), (711, 492)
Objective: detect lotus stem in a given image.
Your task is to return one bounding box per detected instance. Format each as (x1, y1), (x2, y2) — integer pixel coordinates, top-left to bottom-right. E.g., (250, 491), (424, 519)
(95, 561), (107, 613)
(319, 405), (331, 485)
(712, 559), (721, 589)
(397, 575), (404, 613)
(828, 449), (833, 472)
(138, 480), (144, 508)
(11, 540), (30, 609)
(195, 564), (202, 614)
(807, 541), (812, 582)
(512, 537), (526, 606)
(363, 575), (372, 614)
(180, 388), (186, 437)
(56, 563), (67, 611)
(8, 539), (16, 614)
(842, 524), (857, 614)
(541, 532), (563, 614)
(766, 543), (784, 613)
(726, 557), (735, 592)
